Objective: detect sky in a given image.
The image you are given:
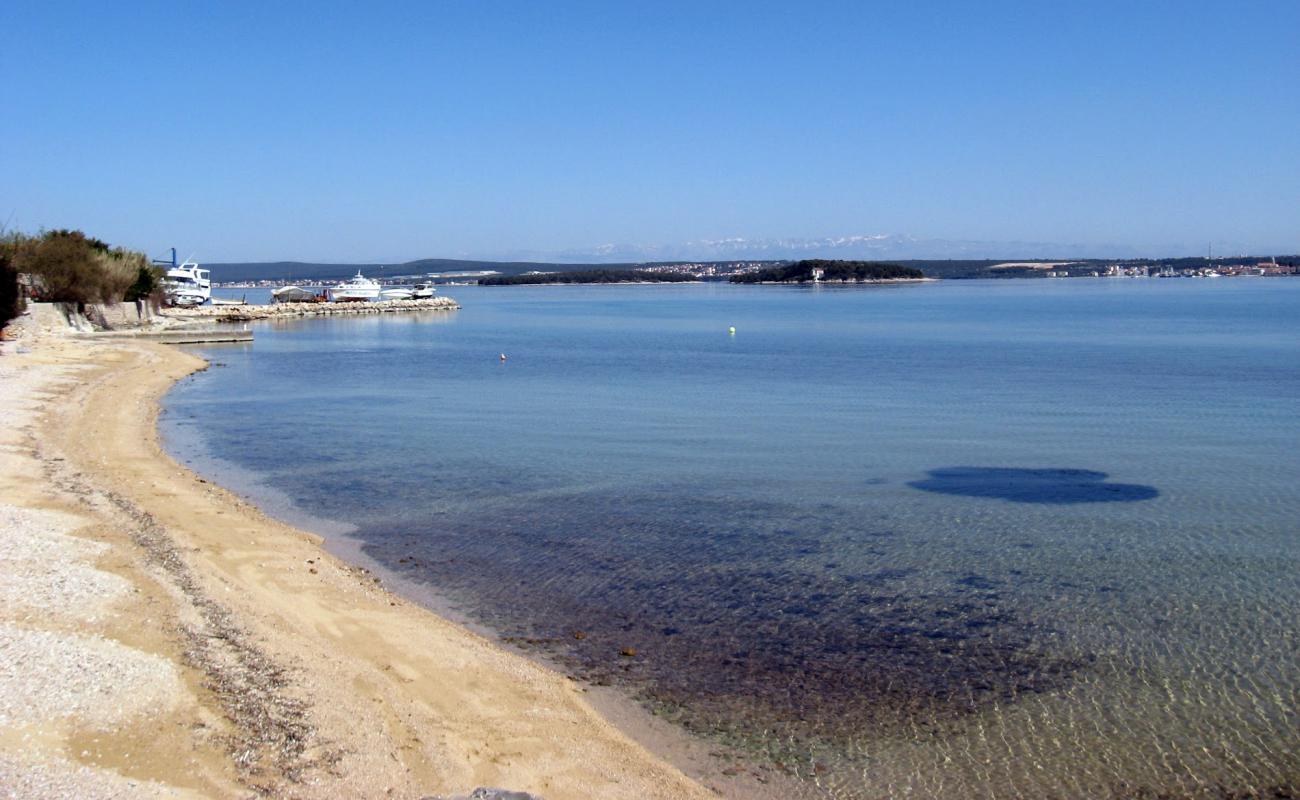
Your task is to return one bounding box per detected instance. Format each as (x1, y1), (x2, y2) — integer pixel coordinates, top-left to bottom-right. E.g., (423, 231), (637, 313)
(3, 1), (1297, 262)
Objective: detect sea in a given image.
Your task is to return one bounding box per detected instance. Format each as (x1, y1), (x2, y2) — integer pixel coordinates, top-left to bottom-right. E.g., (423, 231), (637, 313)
(167, 279), (1300, 799)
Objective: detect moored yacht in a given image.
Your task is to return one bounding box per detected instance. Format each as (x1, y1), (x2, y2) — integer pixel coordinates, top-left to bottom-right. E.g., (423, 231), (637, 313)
(329, 271), (381, 302)
(411, 282), (436, 299)
(157, 250), (211, 306)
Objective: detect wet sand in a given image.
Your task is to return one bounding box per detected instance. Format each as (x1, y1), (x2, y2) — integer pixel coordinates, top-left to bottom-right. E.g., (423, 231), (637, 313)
(0, 323), (724, 798)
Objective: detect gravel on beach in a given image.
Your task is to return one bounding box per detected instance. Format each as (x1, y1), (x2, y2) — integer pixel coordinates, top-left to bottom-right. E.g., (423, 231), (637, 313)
(0, 751), (191, 799)
(0, 333), (190, 795)
(0, 624), (182, 729)
(0, 505), (131, 624)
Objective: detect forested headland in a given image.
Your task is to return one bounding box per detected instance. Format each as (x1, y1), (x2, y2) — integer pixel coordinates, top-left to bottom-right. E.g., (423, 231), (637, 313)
(729, 260), (925, 283)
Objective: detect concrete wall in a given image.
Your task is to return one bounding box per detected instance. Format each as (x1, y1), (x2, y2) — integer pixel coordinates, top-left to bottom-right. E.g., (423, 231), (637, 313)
(83, 301), (155, 330)
(25, 301), (156, 333)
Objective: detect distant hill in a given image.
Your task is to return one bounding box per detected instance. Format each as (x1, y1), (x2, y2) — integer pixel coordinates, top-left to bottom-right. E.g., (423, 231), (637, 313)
(480, 269), (698, 286)
(205, 258), (589, 283)
(203, 257), (1022, 283)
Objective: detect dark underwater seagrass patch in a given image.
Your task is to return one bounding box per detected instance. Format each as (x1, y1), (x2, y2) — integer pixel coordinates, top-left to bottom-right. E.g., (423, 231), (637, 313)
(908, 467), (1159, 504)
(358, 487), (1090, 752)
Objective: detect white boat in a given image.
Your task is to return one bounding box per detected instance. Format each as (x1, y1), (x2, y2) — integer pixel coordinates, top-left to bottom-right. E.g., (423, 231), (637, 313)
(162, 256), (211, 307)
(154, 249), (209, 306)
(411, 283), (436, 299)
(271, 285), (318, 303)
(329, 271), (381, 302)
(379, 287), (414, 300)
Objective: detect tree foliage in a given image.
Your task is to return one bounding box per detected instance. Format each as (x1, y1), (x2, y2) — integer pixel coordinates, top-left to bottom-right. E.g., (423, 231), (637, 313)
(124, 263), (164, 302)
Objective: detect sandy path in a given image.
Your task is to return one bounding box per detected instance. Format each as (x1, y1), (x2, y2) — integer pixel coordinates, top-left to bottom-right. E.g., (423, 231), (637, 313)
(1, 327), (716, 798)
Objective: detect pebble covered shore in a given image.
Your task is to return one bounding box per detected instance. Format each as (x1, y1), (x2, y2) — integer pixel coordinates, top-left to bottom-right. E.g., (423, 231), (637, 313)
(0, 333), (195, 796)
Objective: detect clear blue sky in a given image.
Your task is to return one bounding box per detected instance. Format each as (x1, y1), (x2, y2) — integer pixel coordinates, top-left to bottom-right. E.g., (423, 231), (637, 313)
(3, 1), (1297, 262)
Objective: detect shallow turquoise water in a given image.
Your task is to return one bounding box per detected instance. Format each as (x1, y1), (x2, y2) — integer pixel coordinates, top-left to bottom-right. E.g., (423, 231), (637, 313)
(164, 279), (1300, 798)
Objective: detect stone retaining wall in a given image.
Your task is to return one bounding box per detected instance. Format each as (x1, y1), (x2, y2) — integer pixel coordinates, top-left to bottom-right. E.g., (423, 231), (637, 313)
(24, 301), (156, 333)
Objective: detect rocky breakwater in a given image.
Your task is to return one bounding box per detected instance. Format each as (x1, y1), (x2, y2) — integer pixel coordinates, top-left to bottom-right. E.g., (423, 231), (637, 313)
(166, 296), (460, 323)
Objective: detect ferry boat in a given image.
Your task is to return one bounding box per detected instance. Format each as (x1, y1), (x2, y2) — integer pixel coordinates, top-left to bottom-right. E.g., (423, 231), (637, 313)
(328, 271), (381, 302)
(156, 249), (211, 306)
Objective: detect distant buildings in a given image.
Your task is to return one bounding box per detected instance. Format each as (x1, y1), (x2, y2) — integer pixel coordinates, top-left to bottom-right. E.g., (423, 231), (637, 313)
(1037, 260), (1295, 280)
(636, 261), (772, 278)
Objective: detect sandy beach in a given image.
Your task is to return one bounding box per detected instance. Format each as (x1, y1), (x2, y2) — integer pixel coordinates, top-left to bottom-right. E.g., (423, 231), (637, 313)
(0, 319), (722, 798)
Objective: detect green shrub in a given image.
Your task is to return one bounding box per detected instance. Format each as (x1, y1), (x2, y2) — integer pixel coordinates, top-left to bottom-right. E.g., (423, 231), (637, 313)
(3, 229), (152, 305)
(125, 263), (165, 302)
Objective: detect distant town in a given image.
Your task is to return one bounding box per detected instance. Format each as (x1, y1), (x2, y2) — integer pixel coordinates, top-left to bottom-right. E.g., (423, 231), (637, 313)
(1036, 258), (1295, 279)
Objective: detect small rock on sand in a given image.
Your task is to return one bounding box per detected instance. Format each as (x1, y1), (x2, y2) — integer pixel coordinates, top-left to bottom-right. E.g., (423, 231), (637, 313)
(423, 789), (545, 800)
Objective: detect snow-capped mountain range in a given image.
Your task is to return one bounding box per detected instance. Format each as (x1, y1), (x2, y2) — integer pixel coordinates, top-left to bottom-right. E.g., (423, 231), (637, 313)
(482, 234), (1234, 264)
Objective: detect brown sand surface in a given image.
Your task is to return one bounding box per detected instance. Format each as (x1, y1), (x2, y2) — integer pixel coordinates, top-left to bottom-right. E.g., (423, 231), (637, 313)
(1, 327), (725, 798)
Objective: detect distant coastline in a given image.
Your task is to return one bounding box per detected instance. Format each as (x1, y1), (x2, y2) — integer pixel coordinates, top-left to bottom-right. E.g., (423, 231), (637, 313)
(479, 268), (698, 286)
(209, 255), (1300, 287)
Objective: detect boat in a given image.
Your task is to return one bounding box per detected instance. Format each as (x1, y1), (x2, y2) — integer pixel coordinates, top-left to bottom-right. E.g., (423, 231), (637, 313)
(271, 285), (319, 303)
(411, 283), (436, 299)
(211, 295), (247, 306)
(156, 249), (211, 307)
(379, 287), (414, 300)
(328, 271), (381, 302)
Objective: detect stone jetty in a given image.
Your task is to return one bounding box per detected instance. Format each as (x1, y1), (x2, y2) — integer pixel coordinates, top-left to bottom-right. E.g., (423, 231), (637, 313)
(164, 296), (460, 323)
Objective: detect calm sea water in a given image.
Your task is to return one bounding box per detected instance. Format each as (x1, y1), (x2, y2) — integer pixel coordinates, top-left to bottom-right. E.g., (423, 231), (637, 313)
(165, 280), (1300, 799)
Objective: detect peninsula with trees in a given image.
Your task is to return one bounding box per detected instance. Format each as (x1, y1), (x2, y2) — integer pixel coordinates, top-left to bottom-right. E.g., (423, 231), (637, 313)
(729, 260), (925, 284)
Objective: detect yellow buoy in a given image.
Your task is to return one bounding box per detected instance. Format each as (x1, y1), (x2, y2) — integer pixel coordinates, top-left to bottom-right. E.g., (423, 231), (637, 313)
(728, 326), (736, 335)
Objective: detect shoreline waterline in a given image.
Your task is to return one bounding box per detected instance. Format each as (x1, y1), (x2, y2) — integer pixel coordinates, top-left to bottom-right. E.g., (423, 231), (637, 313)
(159, 366), (801, 798)
(5, 330), (729, 799)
